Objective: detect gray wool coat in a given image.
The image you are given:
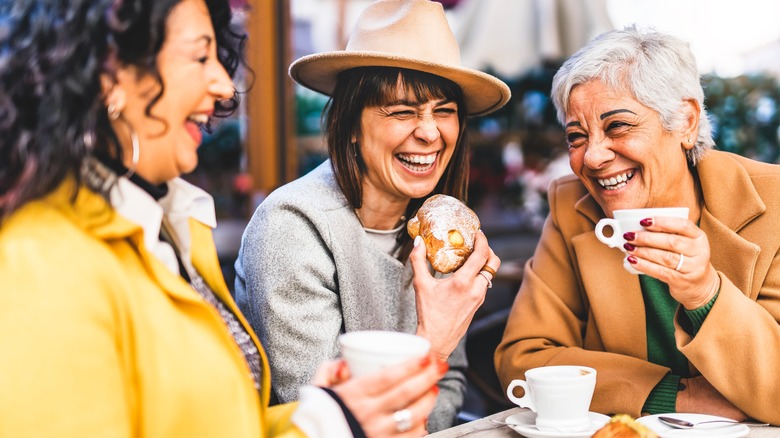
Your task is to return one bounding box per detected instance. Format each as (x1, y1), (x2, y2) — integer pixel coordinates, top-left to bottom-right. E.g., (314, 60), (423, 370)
(234, 161), (467, 432)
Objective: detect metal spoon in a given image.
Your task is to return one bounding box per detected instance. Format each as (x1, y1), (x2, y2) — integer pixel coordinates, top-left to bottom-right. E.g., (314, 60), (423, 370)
(658, 416), (769, 429)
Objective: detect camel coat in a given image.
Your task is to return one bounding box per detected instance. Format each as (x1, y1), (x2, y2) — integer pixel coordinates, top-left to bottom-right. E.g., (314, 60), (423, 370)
(496, 151), (780, 423)
(0, 181), (304, 437)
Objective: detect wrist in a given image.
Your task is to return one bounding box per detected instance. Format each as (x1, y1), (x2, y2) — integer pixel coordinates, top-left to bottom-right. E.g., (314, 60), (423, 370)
(682, 270), (720, 310)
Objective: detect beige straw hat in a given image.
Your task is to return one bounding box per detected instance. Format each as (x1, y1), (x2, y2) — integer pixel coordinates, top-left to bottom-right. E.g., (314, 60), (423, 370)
(289, 0), (511, 116)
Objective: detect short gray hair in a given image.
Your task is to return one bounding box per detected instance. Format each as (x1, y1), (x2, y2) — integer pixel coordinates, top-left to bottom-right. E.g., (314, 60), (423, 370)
(551, 25), (714, 165)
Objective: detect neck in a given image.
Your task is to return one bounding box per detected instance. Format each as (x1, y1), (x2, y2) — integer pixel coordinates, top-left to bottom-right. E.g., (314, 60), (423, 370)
(356, 200), (408, 230)
(688, 168), (704, 223)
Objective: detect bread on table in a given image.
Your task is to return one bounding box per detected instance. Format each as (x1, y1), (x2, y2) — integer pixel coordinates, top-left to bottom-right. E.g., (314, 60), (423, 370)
(591, 414), (658, 438)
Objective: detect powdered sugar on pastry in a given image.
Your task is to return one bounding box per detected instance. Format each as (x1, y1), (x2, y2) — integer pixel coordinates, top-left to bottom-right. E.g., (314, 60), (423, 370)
(407, 194), (481, 273)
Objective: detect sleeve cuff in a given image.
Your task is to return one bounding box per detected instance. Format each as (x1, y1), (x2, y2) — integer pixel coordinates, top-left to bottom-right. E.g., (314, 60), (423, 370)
(684, 291), (719, 334)
(642, 374), (680, 414)
(292, 385), (355, 438)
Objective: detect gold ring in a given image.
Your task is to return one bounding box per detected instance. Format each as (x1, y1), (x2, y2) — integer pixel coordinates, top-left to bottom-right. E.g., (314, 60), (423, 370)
(481, 264), (496, 277)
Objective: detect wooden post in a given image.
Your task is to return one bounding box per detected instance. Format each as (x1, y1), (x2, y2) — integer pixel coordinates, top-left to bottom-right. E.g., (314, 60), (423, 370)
(245, 0), (296, 200)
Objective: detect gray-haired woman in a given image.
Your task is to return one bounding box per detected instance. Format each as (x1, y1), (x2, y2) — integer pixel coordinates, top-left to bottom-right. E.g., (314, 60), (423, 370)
(497, 26), (780, 425)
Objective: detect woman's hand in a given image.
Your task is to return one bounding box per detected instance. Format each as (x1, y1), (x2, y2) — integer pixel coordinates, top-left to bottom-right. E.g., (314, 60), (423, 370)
(623, 216), (720, 309)
(676, 375), (748, 421)
(313, 354), (449, 437)
(410, 230), (501, 360)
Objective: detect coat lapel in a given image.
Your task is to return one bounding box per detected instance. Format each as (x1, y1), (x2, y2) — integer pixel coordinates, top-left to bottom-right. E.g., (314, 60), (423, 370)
(569, 187), (649, 358)
(697, 153), (764, 298)
(573, 232), (648, 358)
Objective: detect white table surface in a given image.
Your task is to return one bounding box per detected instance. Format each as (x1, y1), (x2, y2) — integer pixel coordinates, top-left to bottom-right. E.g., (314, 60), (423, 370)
(428, 408), (780, 438)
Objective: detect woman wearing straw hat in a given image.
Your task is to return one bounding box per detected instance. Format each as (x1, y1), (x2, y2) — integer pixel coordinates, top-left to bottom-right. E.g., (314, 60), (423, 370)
(235, 0), (510, 431)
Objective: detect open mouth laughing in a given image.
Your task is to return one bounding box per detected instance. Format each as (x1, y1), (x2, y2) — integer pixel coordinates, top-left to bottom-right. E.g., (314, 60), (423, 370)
(184, 113), (209, 144)
(597, 170), (634, 190)
(396, 152), (438, 172)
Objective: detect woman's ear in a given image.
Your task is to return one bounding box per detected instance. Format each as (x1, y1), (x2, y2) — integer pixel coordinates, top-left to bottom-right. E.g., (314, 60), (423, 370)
(681, 98), (700, 150)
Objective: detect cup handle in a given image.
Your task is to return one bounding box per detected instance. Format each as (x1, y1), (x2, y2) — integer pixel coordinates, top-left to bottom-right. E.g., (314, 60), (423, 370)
(595, 218), (621, 248)
(506, 379), (535, 411)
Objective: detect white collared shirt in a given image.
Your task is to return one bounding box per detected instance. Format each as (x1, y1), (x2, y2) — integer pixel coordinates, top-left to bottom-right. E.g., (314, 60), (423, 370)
(109, 176), (216, 274)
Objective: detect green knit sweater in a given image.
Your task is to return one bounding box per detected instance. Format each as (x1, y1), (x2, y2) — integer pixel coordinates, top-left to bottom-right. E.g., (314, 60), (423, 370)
(639, 275), (718, 414)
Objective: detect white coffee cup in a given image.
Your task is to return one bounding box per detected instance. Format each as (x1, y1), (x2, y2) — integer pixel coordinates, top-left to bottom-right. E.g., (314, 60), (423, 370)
(338, 330), (430, 377)
(506, 365), (597, 432)
(594, 207), (689, 274)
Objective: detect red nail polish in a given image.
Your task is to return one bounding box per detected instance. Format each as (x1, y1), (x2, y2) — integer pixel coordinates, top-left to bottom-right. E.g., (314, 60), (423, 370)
(627, 255), (638, 264)
(432, 386), (440, 396)
(623, 232), (636, 241)
(419, 355), (431, 368)
(437, 359), (449, 375)
(623, 243), (635, 251)
(640, 218), (653, 227)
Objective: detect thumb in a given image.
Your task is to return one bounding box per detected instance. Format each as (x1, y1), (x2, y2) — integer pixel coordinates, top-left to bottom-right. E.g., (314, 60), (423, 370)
(410, 236), (431, 275)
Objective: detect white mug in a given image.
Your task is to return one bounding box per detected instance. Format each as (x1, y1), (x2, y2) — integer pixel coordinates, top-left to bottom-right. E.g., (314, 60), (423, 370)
(506, 365), (597, 432)
(595, 207), (689, 274)
(338, 330), (430, 377)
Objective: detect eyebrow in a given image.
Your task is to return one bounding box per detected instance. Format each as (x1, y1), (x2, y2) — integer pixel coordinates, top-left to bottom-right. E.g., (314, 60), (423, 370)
(600, 109), (636, 119)
(182, 35), (213, 46)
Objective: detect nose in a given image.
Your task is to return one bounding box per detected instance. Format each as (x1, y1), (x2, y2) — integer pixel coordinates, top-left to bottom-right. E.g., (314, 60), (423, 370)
(208, 61), (235, 101)
(583, 136), (616, 169)
(414, 113), (440, 144)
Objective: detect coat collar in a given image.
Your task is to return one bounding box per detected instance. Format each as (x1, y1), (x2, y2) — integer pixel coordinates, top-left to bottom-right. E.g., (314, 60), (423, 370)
(572, 151), (766, 235)
(45, 179), (229, 304)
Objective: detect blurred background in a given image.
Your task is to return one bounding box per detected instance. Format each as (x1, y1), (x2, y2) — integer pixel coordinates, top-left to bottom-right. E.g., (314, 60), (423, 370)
(198, 0), (780, 421)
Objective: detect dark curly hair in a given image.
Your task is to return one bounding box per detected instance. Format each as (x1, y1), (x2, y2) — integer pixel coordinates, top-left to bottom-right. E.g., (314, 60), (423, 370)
(0, 0), (247, 220)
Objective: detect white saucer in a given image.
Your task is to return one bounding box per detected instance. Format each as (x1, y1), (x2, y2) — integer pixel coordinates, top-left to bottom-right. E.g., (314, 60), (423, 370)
(637, 414), (749, 438)
(504, 410), (610, 438)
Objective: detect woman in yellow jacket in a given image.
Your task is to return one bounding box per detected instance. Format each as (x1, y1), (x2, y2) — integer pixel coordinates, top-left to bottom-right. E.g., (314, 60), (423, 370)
(0, 0), (446, 436)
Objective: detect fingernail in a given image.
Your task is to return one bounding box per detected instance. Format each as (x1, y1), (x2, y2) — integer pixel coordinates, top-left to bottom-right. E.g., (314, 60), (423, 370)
(623, 243), (635, 251)
(623, 232), (635, 241)
(337, 361), (349, 379)
(627, 255), (638, 264)
(437, 359), (449, 375)
(419, 355), (431, 368)
(414, 236), (422, 247)
(432, 386), (440, 396)
(640, 218), (653, 227)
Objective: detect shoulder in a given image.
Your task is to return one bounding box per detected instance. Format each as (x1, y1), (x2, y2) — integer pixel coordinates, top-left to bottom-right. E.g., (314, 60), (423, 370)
(548, 174), (589, 206)
(262, 161), (347, 212)
(0, 199), (127, 302)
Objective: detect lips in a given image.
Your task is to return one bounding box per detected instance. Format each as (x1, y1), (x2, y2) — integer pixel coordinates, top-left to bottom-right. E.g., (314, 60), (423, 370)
(185, 113), (209, 145)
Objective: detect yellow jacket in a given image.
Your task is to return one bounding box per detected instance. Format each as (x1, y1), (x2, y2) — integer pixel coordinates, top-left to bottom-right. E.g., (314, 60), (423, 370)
(496, 151), (780, 423)
(0, 181), (305, 437)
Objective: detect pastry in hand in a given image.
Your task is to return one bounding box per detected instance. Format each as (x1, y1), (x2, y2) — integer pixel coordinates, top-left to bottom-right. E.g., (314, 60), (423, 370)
(407, 194), (480, 273)
(591, 414), (658, 438)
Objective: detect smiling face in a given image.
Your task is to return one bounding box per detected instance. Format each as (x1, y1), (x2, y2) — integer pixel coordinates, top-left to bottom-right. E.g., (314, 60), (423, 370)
(356, 81), (461, 206)
(108, 0), (234, 184)
(565, 80), (698, 218)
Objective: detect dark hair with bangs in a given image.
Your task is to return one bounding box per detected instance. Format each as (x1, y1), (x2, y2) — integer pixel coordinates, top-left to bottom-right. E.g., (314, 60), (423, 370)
(324, 66), (469, 261)
(0, 0), (247, 220)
